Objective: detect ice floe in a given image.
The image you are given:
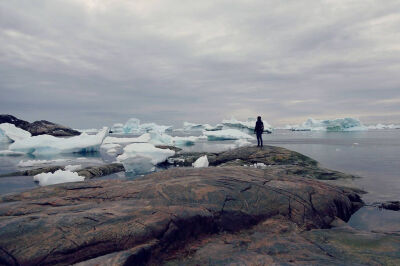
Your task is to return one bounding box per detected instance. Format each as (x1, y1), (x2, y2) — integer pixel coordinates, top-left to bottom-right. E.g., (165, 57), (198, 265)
(117, 143), (175, 174)
(34, 170), (84, 186)
(9, 127), (109, 155)
(290, 118), (368, 131)
(222, 118), (272, 133)
(111, 118), (172, 134)
(192, 155), (209, 168)
(103, 133), (151, 144)
(203, 129), (255, 141)
(366, 124), (400, 130)
(0, 123), (31, 142)
(64, 164), (82, 171)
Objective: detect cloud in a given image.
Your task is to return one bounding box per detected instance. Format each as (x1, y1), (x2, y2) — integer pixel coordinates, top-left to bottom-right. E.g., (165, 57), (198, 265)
(0, 0), (399, 127)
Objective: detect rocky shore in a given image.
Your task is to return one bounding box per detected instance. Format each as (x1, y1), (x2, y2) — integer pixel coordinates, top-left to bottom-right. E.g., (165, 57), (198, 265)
(0, 146), (398, 265)
(0, 114), (80, 137)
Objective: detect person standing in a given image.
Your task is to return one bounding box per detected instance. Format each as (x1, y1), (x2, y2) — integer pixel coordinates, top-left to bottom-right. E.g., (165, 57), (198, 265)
(254, 116), (264, 147)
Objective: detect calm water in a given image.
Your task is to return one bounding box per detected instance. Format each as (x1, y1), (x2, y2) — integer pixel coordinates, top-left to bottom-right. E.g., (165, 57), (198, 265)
(0, 129), (399, 231)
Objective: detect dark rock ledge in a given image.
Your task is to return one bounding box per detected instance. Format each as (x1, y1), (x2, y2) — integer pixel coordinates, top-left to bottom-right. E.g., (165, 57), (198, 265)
(0, 167), (366, 265)
(0, 114), (80, 137)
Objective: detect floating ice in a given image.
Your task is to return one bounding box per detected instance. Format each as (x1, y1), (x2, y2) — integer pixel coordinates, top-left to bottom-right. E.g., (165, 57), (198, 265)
(367, 124), (400, 130)
(64, 164), (82, 171)
(103, 133), (151, 144)
(183, 122), (223, 132)
(192, 155), (209, 168)
(204, 129), (255, 141)
(234, 139), (252, 147)
(17, 159), (70, 167)
(0, 150), (25, 156)
(148, 132), (204, 147)
(111, 123), (124, 133)
(290, 118), (368, 131)
(114, 118), (172, 134)
(9, 127), (109, 155)
(76, 128), (100, 134)
(34, 170), (84, 186)
(222, 118), (272, 133)
(0, 123), (31, 142)
(117, 143), (175, 174)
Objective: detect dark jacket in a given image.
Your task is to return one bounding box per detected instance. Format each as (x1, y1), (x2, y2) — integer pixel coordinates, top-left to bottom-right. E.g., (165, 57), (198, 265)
(254, 121), (264, 134)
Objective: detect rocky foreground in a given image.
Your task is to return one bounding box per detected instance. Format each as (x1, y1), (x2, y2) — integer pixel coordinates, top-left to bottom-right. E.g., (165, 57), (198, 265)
(0, 146), (399, 265)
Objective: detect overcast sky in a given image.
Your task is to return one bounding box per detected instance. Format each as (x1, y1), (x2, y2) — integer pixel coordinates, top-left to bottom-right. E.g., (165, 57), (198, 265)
(1, 0), (400, 128)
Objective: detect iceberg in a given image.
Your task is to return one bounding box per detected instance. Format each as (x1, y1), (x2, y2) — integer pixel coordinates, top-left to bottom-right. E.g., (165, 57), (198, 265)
(148, 132), (205, 147)
(103, 133), (151, 144)
(367, 124), (400, 130)
(64, 164), (82, 171)
(117, 143), (175, 174)
(9, 127), (109, 155)
(222, 118), (272, 133)
(0, 123), (31, 142)
(192, 155), (209, 168)
(111, 123), (124, 133)
(203, 129), (255, 141)
(33, 170), (84, 186)
(290, 118), (368, 131)
(76, 128), (100, 134)
(183, 122), (223, 132)
(234, 139), (252, 147)
(113, 118), (173, 134)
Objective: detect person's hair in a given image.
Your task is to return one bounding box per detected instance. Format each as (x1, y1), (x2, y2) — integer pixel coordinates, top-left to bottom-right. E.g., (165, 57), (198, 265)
(257, 116), (261, 121)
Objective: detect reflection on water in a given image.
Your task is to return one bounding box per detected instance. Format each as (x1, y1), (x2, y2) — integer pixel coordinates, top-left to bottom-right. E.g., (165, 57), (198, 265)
(348, 206), (400, 232)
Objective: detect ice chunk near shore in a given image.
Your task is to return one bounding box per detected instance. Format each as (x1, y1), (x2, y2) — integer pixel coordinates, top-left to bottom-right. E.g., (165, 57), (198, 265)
(193, 155), (209, 168)
(222, 118), (272, 133)
(291, 118), (367, 131)
(64, 164), (82, 171)
(148, 132), (204, 147)
(204, 129), (255, 141)
(0, 123), (31, 142)
(9, 127), (109, 155)
(183, 122), (223, 131)
(117, 143), (175, 174)
(34, 170), (84, 186)
(119, 118), (173, 134)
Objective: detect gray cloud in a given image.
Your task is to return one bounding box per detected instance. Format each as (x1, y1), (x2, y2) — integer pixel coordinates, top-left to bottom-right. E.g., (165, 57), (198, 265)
(1, 0), (400, 128)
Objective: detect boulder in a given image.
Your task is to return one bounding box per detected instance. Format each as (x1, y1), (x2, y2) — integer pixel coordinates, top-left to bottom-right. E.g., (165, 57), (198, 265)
(0, 167), (364, 265)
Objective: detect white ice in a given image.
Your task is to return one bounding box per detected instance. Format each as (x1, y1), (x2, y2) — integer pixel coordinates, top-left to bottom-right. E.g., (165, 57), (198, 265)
(0, 123), (31, 142)
(148, 132), (205, 147)
(103, 133), (151, 144)
(34, 170), (85, 186)
(234, 139), (252, 147)
(117, 143), (175, 174)
(9, 127), (109, 155)
(222, 117), (272, 132)
(192, 155), (209, 168)
(203, 129), (255, 141)
(367, 123), (400, 130)
(116, 118), (172, 134)
(64, 164), (82, 171)
(290, 118), (368, 131)
(183, 122), (223, 132)
(17, 159), (70, 167)
(76, 128), (100, 134)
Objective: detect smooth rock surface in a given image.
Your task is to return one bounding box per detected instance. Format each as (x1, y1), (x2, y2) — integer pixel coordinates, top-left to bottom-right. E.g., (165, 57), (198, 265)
(0, 167), (363, 265)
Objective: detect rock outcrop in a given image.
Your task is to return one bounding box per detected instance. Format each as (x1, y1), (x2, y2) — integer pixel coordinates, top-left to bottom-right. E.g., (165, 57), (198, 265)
(0, 115), (80, 137)
(0, 167), (364, 265)
(169, 146), (358, 180)
(0, 164), (125, 179)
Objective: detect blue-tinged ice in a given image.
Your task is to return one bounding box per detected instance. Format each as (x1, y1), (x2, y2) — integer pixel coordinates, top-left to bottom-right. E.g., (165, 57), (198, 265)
(290, 118), (368, 131)
(203, 129), (255, 141)
(0, 123), (31, 143)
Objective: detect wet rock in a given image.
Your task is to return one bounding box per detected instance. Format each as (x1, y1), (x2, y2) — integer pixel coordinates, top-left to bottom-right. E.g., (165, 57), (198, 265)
(377, 201), (400, 211)
(155, 145), (182, 152)
(0, 114), (80, 137)
(0, 167), (363, 265)
(76, 163), (125, 179)
(0, 164), (125, 179)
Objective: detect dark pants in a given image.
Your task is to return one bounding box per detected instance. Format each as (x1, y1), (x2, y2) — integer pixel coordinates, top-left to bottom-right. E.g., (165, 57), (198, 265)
(256, 132), (263, 147)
